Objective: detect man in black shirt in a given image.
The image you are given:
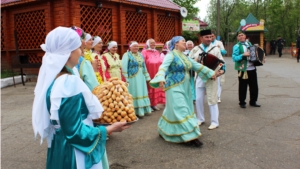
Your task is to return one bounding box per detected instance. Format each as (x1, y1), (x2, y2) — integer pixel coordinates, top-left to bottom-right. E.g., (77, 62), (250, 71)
(270, 39), (276, 55)
(276, 36), (285, 57)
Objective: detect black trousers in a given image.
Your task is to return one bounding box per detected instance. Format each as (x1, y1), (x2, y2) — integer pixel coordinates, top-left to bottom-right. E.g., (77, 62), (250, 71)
(270, 47), (276, 55)
(297, 48), (300, 62)
(278, 47), (283, 57)
(238, 69), (258, 105)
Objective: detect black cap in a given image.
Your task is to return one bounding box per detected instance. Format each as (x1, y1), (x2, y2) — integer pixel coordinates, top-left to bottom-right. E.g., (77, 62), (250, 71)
(200, 29), (212, 36)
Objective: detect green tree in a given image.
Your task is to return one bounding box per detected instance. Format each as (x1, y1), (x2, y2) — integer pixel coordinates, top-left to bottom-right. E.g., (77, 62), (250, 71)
(206, 0), (300, 45)
(172, 0), (200, 19)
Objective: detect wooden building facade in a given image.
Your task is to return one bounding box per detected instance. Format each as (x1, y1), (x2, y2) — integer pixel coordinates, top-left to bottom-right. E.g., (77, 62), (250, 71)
(1, 0), (181, 73)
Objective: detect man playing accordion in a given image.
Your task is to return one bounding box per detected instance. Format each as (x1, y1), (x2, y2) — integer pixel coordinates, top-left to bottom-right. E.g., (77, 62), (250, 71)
(189, 29), (226, 130)
(232, 31), (261, 108)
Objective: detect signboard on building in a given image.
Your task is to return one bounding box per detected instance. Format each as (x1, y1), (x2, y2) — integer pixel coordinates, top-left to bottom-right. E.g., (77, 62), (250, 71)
(241, 19), (265, 31)
(182, 20), (200, 31)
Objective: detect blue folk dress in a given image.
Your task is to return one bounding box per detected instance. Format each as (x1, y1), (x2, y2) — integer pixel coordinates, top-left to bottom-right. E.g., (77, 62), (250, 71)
(45, 74), (108, 169)
(150, 50), (215, 143)
(122, 51), (152, 117)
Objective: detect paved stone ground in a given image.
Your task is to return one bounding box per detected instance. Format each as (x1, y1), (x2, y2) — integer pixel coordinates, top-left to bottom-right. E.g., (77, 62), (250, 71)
(1, 54), (300, 169)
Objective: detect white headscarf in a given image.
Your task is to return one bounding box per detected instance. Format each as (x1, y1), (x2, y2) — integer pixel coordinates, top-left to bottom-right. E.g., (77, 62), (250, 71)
(146, 39), (155, 50)
(186, 40), (194, 47)
(85, 33), (92, 42)
(129, 42), (138, 48)
(92, 36), (102, 48)
(108, 41), (117, 50)
(32, 27), (81, 145)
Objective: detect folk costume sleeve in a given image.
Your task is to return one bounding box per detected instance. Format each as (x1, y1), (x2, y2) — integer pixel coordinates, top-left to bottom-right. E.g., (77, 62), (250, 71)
(216, 50), (226, 73)
(102, 55), (111, 80)
(121, 53), (129, 82)
(232, 44), (246, 62)
(81, 60), (99, 91)
(219, 43), (227, 56)
(58, 95), (107, 169)
(188, 57), (215, 83)
(142, 54), (151, 81)
(149, 53), (173, 88)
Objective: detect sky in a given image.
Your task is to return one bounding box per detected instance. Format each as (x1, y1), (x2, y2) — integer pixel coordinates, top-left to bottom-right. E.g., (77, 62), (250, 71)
(194, 0), (210, 20)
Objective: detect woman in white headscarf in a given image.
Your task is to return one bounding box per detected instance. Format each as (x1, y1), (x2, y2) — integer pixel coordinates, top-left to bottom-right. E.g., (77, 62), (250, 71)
(122, 41), (152, 117)
(32, 27), (130, 169)
(91, 36), (106, 83)
(102, 41), (125, 81)
(160, 40), (171, 59)
(141, 38), (166, 111)
(71, 27), (99, 91)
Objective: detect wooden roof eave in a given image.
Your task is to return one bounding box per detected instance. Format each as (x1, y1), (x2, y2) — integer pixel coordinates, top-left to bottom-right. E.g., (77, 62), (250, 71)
(110, 0), (180, 12)
(1, 0), (38, 8)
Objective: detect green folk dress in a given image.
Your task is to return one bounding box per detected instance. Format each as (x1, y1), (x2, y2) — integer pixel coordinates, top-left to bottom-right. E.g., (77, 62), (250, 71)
(122, 52), (152, 117)
(150, 50), (215, 143)
(45, 75), (108, 169)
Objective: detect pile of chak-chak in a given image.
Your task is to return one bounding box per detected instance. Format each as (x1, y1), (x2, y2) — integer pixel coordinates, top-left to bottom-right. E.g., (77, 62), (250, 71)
(92, 77), (137, 124)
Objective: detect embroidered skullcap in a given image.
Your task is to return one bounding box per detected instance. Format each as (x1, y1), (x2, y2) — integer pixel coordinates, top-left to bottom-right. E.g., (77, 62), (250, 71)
(170, 36), (185, 51)
(33, 27), (81, 146)
(70, 26), (86, 40)
(199, 29), (212, 36)
(237, 31), (246, 36)
(108, 41), (117, 50)
(92, 36), (102, 48)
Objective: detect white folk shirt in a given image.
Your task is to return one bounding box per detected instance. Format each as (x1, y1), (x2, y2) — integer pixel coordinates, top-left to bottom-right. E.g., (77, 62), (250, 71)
(190, 43), (224, 105)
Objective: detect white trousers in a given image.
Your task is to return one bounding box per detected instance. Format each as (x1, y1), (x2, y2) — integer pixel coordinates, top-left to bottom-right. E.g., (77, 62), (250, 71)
(195, 87), (219, 126)
(217, 77), (222, 99)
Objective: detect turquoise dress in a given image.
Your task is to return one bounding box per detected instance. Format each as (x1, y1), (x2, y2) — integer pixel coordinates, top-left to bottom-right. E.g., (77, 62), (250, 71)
(46, 79), (108, 169)
(150, 50), (215, 143)
(76, 56), (99, 91)
(122, 52), (152, 117)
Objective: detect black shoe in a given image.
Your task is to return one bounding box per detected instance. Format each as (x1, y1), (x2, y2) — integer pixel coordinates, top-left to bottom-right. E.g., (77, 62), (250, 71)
(190, 139), (203, 147)
(240, 104), (246, 108)
(250, 103), (261, 107)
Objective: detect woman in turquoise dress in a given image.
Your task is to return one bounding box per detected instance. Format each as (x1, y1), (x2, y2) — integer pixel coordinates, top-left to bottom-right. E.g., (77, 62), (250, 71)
(122, 41), (152, 117)
(32, 27), (130, 169)
(150, 36), (216, 147)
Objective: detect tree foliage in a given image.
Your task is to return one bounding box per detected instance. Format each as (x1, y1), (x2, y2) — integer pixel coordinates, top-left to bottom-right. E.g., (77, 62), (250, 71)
(172, 0), (200, 19)
(206, 0), (300, 45)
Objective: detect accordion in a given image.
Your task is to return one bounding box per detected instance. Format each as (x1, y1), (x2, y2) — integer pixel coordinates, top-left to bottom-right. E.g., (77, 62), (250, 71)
(197, 52), (224, 71)
(248, 46), (265, 66)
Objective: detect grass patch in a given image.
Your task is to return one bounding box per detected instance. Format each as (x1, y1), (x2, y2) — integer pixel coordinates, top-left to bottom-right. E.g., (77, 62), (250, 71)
(1, 70), (17, 79)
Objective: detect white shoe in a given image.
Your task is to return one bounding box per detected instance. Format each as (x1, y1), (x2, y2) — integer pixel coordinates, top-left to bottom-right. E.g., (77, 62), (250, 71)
(218, 98), (221, 103)
(198, 122), (204, 126)
(208, 124), (218, 130)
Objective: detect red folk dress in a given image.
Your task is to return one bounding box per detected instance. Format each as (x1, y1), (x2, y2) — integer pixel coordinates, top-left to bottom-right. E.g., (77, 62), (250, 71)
(142, 49), (166, 106)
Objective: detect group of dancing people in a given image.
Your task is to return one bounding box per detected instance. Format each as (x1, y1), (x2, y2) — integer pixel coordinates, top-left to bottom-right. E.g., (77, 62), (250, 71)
(32, 26), (229, 169)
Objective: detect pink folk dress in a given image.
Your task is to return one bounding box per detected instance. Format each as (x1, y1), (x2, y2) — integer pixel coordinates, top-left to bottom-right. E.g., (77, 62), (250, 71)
(142, 49), (166, 106)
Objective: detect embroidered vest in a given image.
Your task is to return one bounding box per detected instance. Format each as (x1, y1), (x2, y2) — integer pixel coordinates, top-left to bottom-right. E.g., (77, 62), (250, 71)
(164, 53), (186, 89)
(127, 52), (143, 77)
